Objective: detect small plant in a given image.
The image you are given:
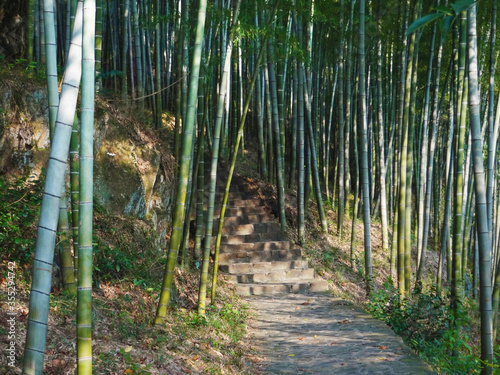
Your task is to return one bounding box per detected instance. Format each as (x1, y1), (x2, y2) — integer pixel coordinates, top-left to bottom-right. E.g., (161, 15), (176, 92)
(120, 347), (152, 375)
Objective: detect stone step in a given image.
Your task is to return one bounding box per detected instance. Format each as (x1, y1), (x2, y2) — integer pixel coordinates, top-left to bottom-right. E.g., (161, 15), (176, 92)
(220, 241), (291, 252)
(218, 214), (276, 225)
(218, 248), (302, 264)
(203, 191), (250, 201)
(221, 222), (282, 236)
(226, 268), (315, 283)
(219, 260), (309, 274)
(213, 206), (271, 217)
(235, 279), (330, 296)
(227, 198), (267, 207)
(222, 232), (285, 244)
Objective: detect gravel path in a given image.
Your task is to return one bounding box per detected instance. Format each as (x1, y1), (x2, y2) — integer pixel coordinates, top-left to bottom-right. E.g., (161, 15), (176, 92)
(247, 293), (435, 374)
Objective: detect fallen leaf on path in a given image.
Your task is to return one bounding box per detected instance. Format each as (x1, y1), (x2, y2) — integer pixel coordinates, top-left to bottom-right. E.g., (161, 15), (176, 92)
(378, 346), (388, 350)
(338, 319), (350, 324)
(296, 306), (300, 310)
(330, 342), (337, 345)
(297, 337), (305, 340)
(289, 354), (295, 357)
(302, 302), (310, 305)
(314, 335), (317, 338)
(379, 358), (388, 361)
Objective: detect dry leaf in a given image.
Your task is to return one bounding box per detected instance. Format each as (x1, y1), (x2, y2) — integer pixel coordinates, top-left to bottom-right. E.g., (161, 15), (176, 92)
(378, 345), (388, 350)
(302, 302), (310, 305)
(338, 319), (350, 324)
(192, 355), (199, 361)
(124, 369), (134, 374)
(297, 337), (305, 340)
(124, 346), (133, 353)
(289, 354), (295, 357)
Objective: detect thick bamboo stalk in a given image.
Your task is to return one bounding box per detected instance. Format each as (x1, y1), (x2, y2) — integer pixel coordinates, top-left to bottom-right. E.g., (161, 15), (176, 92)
(359, 0), (372, 291)
(156, 0), (207, 323)
(77, 0), (96, 372)
(197, 0), (242, 316)
(23, 2), (83, 373)
(467, 5), (493, 372)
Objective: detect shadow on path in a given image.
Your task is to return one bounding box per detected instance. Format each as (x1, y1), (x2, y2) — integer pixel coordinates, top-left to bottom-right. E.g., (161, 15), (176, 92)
(247, 293), (435, 374)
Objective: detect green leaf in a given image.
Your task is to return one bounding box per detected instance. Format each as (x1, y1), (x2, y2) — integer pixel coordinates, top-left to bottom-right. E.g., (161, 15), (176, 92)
(432, 6), (454, 15)
(406, 13), (443, 36)
(439, 15), (454, 41)
(450, 0), (476, 14)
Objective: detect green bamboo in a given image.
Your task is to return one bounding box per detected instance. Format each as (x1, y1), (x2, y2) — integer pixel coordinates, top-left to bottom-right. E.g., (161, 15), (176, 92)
(418, 23), (451, 279)
(70, 115), (80, 280)
(197, 0), (242, 316)
(301, 66), (328, 233)
(359, 0), (372, 290)
(23, 2), (83, 373)
(416, 1), (438, 274)
(155, 0), (162, 126)
(486, 0), (497, 246)
(28, 0), (35, 61)
(452, 14), (467, 307)
(337, 0), (345, 237)
(156, 0), (207, 323)
(41, 0), (76, 294)
(297, 57), (305, 244)
(267, 38), (287, 232)
(95, 0), (102, 92)
(122, 0), (130, 99)
(77, 0), (96, 372)
(467, 5), (493, 372)
(131, 0), (143, 104)
(211, 2), (279, 304)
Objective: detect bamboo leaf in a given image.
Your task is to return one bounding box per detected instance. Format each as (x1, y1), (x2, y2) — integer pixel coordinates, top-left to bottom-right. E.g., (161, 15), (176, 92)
(406, 13), (443, 36)
(439, 15), (454, 41)
(450, 0), (476, 14)
(432, 6), (454, 15)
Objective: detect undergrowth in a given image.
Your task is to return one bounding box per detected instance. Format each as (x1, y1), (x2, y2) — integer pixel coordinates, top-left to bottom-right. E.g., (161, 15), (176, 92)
(0, 173), (43, 268)
(0, 172), (259, 374)
(365, 279), (498, 374)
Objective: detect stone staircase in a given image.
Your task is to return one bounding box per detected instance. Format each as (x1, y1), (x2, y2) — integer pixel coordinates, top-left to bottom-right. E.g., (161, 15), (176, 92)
(209, 172), (329, 297)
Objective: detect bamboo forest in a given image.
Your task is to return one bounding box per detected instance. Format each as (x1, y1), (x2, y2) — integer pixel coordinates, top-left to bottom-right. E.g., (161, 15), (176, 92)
(2, 0), (500, 373)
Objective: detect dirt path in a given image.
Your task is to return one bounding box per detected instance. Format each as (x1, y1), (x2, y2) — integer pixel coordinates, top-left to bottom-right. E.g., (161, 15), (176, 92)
(247, 293), (435, 374)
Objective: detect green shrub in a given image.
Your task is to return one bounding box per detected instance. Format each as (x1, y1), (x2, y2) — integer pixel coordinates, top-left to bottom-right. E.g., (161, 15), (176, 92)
(365, 280), (494, 374)
(0, 174), (43, 266)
